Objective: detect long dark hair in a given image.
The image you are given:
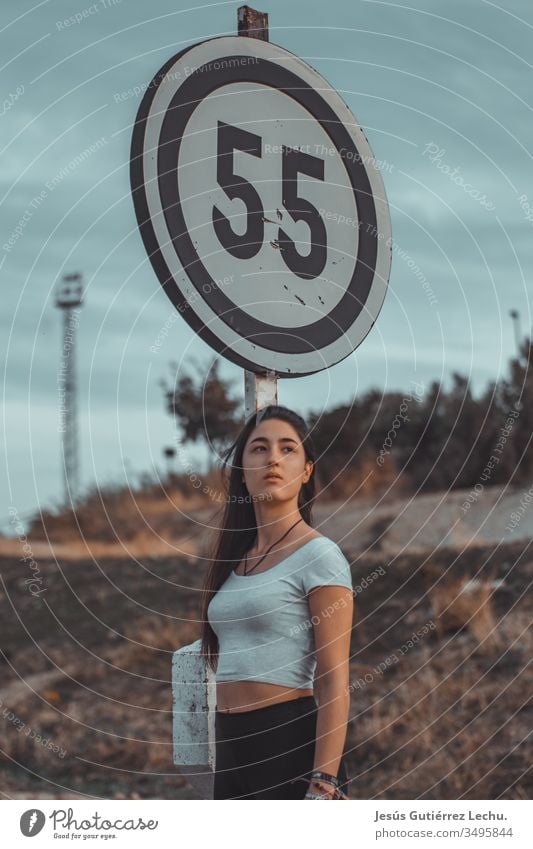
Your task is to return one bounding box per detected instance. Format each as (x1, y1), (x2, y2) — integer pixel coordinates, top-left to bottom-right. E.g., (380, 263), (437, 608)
(200, 404), (317, 673)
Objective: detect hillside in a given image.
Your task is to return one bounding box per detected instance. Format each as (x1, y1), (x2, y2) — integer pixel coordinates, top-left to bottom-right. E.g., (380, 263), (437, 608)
(0, 484), (530, 799)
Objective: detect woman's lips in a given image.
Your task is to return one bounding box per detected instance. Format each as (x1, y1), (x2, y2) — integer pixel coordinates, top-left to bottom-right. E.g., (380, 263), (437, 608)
(264, 474), (283, 481)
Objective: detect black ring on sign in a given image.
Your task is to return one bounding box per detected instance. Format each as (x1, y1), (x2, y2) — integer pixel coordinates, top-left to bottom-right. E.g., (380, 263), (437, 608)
(157, 55), (378, 355)
(132, 46), (290, 376)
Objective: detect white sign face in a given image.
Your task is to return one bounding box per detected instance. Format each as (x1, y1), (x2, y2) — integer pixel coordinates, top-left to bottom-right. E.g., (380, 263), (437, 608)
(131, 36), (391, 377)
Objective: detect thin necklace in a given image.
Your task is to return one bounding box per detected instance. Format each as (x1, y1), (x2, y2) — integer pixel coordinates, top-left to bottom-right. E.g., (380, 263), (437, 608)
(244, 518), (304, 575)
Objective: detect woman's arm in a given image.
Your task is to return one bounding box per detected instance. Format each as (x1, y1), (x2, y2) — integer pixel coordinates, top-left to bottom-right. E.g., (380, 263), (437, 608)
(307, 584), (354, 797)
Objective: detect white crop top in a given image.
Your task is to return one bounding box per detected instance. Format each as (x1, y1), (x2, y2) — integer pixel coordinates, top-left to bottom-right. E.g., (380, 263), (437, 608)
(207, 536), (353, 689)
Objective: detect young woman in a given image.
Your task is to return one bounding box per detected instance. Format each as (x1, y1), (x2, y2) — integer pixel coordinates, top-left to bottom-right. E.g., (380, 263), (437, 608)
(201, 405), (354, 800)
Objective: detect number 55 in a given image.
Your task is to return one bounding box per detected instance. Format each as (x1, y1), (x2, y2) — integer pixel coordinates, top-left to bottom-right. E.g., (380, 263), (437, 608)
(213, 121), (327, 280)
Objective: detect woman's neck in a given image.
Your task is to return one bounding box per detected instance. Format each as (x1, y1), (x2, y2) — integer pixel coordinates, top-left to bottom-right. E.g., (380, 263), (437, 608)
(251, 514), (306, 552)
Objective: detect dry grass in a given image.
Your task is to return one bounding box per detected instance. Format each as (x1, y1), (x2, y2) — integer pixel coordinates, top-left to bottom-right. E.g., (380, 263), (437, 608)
(0, 616), (202, 798)
(346, 600), (531, 799)
(25, 474), (223, 546)
(426, 568), (504, 653)
(1, 597), (529, 799)
(1, 497), (530, 800)
(115, 616), (202, 674)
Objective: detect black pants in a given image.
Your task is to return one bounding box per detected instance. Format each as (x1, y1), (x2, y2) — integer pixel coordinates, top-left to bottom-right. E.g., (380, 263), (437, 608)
(214, 695), (349, 799)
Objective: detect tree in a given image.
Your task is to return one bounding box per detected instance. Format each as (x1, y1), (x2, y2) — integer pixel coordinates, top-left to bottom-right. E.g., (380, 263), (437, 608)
(496, 337), (533, 485)
(159, 357), (242, 459)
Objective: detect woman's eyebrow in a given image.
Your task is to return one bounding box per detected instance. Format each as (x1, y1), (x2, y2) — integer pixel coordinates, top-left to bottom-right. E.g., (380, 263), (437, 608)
(248, 436), (299, 445)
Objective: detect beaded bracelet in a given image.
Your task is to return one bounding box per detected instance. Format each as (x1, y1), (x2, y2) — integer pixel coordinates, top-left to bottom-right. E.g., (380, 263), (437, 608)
(306, 770), (348, 800)
(310, 769), (341, 788)
(305, 787), (347, 800)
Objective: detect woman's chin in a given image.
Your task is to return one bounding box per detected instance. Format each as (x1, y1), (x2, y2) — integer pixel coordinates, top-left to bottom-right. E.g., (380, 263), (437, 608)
(253, 484), (284, 500)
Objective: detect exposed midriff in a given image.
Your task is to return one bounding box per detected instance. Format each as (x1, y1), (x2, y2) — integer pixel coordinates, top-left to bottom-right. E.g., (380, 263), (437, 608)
(216, 680), (314, 713)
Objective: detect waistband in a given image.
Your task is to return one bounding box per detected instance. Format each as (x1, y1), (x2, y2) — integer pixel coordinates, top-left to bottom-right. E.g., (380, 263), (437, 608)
(215, 695), (317, 722)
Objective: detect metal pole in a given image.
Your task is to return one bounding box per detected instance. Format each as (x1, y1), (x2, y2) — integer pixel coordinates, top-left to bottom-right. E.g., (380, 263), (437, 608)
(62, 306), (79, 502)
(238, 5), (278, 420)
(55, 273), (83, 507)
(238, 4), (269, 39)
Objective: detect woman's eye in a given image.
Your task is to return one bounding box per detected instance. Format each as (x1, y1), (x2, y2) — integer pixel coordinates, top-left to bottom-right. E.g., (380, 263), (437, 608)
(252, 445), (294, 452)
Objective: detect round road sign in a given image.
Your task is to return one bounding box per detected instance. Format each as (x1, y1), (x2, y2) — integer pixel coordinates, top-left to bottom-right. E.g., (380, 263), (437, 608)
(130, 36), (391, 378)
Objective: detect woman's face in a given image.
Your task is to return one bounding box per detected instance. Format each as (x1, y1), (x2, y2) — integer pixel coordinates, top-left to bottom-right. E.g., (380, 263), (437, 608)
(241, 418), (313, 502)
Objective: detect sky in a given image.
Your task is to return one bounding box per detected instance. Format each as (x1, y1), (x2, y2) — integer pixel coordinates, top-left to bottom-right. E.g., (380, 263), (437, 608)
(1, 0), (532, 532)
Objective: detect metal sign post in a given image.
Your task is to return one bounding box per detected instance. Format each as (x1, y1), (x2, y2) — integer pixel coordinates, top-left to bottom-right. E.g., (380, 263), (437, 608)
(239, 6), (278, 419)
